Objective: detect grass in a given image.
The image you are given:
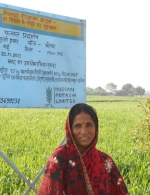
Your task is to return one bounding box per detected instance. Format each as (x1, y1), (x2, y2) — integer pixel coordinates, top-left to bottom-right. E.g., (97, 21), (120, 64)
(0, 96), (150, 194)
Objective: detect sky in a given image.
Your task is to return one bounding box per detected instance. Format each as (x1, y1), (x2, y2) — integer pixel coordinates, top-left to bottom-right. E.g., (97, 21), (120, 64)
(1, 0), (150, 91)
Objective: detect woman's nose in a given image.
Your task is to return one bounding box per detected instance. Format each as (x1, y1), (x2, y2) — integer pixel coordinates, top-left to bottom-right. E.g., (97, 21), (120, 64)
(80, 126), (86, 134)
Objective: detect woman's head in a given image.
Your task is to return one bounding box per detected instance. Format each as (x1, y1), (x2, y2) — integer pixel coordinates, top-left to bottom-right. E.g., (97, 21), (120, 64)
(69, 103), (98, 130)
(69, 103), (98, 154)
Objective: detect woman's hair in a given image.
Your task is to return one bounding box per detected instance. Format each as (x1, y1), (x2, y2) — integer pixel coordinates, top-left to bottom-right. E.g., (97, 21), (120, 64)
(69, 103), (98, 131)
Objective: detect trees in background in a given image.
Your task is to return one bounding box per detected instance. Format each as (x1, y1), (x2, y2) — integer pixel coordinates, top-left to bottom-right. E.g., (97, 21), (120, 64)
(122, 83), (135, 96)
(94, 87), (107, 96)
(86, 83), (146, 96)
(86, 86), (107, 96)
(86, 87), (95, 95)
(135, 86), (146, 96)
(120, 84), (145, 96)
(105, 83), (117, 94)
(145, 91), (150, 96)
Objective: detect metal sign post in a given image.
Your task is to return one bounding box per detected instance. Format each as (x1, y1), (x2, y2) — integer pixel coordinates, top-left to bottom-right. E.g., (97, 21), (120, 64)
(0, 137), (66, 194)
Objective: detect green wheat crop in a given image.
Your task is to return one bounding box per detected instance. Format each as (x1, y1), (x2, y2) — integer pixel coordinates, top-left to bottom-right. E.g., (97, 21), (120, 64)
(0, 96), (149, 195)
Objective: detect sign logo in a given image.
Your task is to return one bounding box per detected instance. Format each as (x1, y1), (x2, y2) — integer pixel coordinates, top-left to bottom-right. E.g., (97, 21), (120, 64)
(46, 87), (52, 107)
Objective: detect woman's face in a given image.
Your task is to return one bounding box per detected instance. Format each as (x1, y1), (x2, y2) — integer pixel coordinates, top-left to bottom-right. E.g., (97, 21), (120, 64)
(71, 111), (96, 154)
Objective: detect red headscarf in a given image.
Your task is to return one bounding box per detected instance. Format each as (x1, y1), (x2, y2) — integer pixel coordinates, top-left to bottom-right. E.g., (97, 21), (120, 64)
(38, 114), (129, 195)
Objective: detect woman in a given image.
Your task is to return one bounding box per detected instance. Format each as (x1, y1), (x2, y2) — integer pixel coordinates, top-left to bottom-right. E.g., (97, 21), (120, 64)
(38, 103), (129, 195)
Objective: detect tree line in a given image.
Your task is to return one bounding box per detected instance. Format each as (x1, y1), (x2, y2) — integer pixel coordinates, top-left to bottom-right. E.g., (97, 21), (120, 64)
(86, 83), (150, 96)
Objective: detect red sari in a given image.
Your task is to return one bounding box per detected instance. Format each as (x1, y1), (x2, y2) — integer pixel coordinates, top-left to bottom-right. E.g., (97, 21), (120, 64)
(38, 118), (129, 195)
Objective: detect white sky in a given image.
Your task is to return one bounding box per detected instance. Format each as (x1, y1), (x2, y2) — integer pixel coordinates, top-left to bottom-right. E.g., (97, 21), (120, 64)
(1, 0), (150, 91)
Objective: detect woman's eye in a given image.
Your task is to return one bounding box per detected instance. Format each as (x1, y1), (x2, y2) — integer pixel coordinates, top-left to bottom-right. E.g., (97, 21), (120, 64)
(74, 124), (80, 128)
(87, 123), (93, 127)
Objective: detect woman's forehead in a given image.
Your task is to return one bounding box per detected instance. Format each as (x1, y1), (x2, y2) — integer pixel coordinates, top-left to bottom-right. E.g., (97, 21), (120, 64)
(73, 112), (93, 123)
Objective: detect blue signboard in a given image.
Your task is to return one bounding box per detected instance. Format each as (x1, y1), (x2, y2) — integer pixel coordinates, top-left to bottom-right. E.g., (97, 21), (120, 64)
(0, 3), (86, 108)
